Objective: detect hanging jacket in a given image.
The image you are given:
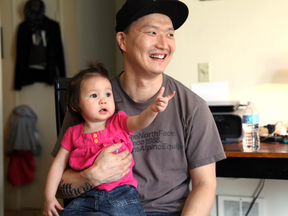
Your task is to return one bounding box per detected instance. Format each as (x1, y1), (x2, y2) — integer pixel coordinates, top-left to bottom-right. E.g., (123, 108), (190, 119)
(6, 105), (41, 155)
(6, 105), (41, 186)
(14, 15), (66, 90)
(7, 150), (36, 187)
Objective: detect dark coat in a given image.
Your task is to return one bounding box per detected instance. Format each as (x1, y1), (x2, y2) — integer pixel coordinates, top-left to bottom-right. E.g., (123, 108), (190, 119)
(14, 16), (66, 90)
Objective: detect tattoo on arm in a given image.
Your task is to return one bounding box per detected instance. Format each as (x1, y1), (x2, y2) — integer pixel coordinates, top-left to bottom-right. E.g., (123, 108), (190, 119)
(57, 180), (93, 198)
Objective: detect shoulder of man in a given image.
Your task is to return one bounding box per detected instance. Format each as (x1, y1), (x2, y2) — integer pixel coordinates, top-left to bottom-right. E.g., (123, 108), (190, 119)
(164, 74), (206, 103)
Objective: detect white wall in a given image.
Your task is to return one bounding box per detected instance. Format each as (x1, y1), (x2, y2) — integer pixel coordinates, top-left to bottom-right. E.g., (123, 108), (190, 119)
(168, 0), (288, 128)
(164, 0), (288, 215)
(77, 0), (116, 77)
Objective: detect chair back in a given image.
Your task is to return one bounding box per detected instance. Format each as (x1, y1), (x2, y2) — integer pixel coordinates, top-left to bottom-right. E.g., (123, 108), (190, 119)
(54, 77), (74, 207)
(54, 77), (71, 136)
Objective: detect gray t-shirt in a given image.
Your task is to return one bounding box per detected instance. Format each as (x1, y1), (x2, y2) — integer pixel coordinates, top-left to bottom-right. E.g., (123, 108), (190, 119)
(51, 73), (226, 213)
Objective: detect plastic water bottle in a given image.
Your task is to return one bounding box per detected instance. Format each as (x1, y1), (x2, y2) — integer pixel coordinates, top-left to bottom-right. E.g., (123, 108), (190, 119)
(242, 101), (260, 152)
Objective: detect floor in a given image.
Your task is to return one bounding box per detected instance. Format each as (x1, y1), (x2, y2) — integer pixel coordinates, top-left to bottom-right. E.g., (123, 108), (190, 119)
(4, 209), (43, 216)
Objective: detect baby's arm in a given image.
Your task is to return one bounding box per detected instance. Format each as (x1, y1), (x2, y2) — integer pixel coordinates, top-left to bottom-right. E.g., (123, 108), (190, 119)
(126, 87), (175, 132)
(44, 147), (70, 216)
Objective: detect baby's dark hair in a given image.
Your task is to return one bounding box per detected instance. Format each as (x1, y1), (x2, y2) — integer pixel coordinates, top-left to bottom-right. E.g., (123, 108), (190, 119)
(65, 60), (110, 123)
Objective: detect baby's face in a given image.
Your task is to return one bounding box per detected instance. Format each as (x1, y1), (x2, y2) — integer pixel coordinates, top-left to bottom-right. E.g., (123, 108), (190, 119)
(79, 76), (115, 123)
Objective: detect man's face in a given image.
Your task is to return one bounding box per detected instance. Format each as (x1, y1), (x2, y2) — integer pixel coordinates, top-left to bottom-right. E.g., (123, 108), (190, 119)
(122, 13), (176, 77)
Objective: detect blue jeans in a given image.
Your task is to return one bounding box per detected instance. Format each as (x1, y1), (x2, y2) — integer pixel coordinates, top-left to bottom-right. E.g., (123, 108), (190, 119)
(60, 185), (146, 216)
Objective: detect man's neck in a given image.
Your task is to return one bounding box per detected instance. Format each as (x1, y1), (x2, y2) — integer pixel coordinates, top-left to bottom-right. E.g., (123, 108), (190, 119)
(120, 71), (163, 103)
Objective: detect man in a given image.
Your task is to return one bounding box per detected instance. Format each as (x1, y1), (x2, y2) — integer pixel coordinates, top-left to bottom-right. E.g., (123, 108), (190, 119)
(51, 0), (226, 215)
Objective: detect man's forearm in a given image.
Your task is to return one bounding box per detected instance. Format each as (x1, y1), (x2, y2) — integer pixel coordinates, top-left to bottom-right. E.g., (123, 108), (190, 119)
(181, 181), (216, 216)
(181, 164), (217, 216)
(56, 168), (95, 199)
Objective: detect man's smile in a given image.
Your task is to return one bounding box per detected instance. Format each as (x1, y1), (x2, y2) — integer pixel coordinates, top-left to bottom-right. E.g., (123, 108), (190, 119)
(149, 54), (166, 59)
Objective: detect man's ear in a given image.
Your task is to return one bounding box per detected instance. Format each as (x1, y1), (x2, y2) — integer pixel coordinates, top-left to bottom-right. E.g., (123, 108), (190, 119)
(116, 32), (126, 52)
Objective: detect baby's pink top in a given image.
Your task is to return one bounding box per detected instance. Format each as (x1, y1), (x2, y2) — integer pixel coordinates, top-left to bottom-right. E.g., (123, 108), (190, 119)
(61, 111), (137, 191)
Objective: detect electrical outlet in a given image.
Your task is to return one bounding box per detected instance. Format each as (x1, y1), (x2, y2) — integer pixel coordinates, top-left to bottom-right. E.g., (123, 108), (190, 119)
(198, 62), (210, 82)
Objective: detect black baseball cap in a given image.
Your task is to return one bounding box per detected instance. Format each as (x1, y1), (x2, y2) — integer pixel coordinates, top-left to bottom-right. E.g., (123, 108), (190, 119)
(115, 0), (189, 33)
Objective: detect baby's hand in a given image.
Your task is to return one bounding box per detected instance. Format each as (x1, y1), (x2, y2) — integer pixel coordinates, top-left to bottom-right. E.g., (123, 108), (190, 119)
(151, 87), (175, 112)
(43, 197), (63, 216)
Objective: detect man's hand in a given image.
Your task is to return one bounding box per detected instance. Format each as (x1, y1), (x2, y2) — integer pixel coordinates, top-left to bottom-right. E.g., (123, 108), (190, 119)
(56, 143), (132, 199)
(80, 143), (132, 185)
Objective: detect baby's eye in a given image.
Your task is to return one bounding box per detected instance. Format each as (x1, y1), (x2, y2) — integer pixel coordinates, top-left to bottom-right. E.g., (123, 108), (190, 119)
(90, 94), (97, 98)
(106, 93), (111, 97)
